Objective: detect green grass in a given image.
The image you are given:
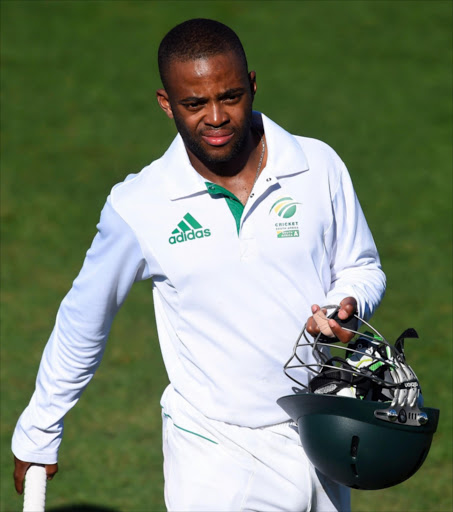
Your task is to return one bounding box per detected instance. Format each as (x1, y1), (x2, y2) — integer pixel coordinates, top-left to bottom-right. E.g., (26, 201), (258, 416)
(1, 1), (451, 511)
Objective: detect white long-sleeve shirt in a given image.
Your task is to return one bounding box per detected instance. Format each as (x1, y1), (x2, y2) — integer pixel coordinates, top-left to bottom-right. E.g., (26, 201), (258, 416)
(12, 113), (385, 463)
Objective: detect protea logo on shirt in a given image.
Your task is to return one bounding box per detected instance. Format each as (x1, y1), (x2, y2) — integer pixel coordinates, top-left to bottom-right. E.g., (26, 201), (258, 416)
(269, 197), (300, 218)
(169, 213), (211, 244)
(269, 197), (301, 238)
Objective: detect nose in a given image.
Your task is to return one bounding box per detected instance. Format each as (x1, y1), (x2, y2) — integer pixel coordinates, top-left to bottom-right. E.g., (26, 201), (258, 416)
(204, 101), (228, 127)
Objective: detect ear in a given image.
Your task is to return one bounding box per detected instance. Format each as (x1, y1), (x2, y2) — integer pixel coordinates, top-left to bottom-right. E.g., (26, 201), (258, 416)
(248, 71), (257, 101)
(156, 89), (174, 119)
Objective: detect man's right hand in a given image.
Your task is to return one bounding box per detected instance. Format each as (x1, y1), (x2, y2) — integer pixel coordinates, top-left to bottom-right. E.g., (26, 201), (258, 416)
(306, 297), (358, 344)
(13, 456), (58, 494)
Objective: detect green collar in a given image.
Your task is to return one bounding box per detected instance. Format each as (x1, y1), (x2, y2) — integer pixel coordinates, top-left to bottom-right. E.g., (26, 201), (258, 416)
(206, 182), (244, 235)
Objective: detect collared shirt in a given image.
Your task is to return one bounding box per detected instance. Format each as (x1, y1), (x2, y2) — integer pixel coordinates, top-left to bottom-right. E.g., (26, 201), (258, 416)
(12, 113), (385, 463)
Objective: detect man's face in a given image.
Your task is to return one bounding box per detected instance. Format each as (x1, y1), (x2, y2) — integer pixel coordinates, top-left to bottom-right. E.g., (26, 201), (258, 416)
(157, 52), (256, 172)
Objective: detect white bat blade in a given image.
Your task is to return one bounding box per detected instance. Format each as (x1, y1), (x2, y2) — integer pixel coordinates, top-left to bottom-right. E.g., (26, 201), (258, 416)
(23, 465), (47, 512)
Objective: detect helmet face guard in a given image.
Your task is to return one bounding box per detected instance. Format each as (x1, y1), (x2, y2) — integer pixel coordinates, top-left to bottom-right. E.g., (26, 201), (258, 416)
(277, 306), (440, 490)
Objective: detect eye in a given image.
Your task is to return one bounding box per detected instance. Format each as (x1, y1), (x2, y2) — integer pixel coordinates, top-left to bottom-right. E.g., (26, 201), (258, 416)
(180, 99), (205, 111)
(224, 94), (241, 103)
(185, 102), (202, 110)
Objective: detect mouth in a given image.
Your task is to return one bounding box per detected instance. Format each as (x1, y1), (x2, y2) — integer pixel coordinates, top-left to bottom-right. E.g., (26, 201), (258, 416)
(201, 132), (234, 147)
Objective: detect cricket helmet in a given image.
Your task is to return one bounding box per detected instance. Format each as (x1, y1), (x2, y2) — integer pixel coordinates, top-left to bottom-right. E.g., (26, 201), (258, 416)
(277, 306), (439, 490)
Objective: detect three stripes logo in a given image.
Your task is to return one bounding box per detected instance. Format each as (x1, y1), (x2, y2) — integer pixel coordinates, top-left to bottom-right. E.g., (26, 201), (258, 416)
(169, 213), (211, 245)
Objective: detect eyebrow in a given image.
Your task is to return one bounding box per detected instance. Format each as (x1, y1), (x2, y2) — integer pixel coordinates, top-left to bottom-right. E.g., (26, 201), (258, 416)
(179, 87), (246, 104)
(218, 87), (246, 100)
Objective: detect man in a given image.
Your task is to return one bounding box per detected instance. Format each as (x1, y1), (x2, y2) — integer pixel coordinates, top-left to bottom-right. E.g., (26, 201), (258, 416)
(13, 18), (385, 511)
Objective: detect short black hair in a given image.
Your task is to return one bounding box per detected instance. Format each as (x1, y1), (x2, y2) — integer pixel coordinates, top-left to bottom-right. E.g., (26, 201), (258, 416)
(158, 18), (248, 90)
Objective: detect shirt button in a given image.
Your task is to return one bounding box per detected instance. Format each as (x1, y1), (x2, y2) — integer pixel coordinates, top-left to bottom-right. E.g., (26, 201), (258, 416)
(250, 193), (254, 198)
(266, 177), (272, 182)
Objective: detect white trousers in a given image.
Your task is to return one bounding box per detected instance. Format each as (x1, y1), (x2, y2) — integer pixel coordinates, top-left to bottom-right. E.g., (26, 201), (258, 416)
(161, 385), (350, 512)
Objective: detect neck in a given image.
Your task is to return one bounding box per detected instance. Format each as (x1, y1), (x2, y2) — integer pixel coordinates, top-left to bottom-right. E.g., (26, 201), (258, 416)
(188, 128), (266, 204)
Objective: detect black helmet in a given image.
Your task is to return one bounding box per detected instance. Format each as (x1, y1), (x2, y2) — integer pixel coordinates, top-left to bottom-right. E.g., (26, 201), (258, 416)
(277, 306), (440, 490)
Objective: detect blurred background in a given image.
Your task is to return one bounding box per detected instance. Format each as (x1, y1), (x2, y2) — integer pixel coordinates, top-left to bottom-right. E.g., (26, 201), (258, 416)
(1, 1), (451, 510)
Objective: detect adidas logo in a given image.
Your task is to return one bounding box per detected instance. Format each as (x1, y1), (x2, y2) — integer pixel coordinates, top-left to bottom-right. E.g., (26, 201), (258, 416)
(169, 213), (211, 245)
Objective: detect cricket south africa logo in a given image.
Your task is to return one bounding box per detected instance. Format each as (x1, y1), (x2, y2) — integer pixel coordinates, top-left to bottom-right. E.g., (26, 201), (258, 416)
(269, 197), (301, 238)
(169, 213), (211, 244)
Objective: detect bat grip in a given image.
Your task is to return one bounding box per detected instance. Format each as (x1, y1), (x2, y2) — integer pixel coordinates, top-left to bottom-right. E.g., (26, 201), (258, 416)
(23, 465), (47, 512)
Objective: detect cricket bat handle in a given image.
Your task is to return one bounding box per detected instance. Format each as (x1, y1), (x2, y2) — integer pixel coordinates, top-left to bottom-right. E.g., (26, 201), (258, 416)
(23, 465), (47, 512)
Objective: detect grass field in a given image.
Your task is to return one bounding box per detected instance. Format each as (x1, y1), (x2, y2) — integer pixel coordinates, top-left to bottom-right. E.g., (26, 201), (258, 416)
(1, 1), (452, 511)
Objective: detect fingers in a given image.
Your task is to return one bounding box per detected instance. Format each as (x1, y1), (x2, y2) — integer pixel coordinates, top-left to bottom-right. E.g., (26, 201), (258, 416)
(313, 309), (335, 337)
(326, 318), (356, 343)
(311, 304), (321, 314)
(305, 316), (319, 337)
(328, 297), (357, 343)
(307, 298), (357, 343)
(13, 456), (31, 495)
(338, 297), (357, 320)
(306, 304), (324, 337)
(45, 463), (59, 481)
(13, 456), (58, 494)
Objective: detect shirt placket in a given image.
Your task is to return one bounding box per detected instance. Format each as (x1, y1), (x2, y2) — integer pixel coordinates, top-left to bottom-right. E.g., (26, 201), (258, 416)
(205, 173), (278, 262)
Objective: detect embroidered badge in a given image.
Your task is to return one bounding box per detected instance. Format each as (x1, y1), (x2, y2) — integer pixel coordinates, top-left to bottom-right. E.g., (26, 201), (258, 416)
(269, 197), (300, 238)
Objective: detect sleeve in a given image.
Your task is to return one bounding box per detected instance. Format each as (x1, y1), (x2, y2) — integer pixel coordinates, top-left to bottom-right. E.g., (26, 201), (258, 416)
(325, 162), (386, 320)
(12, 198), (151, 464)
